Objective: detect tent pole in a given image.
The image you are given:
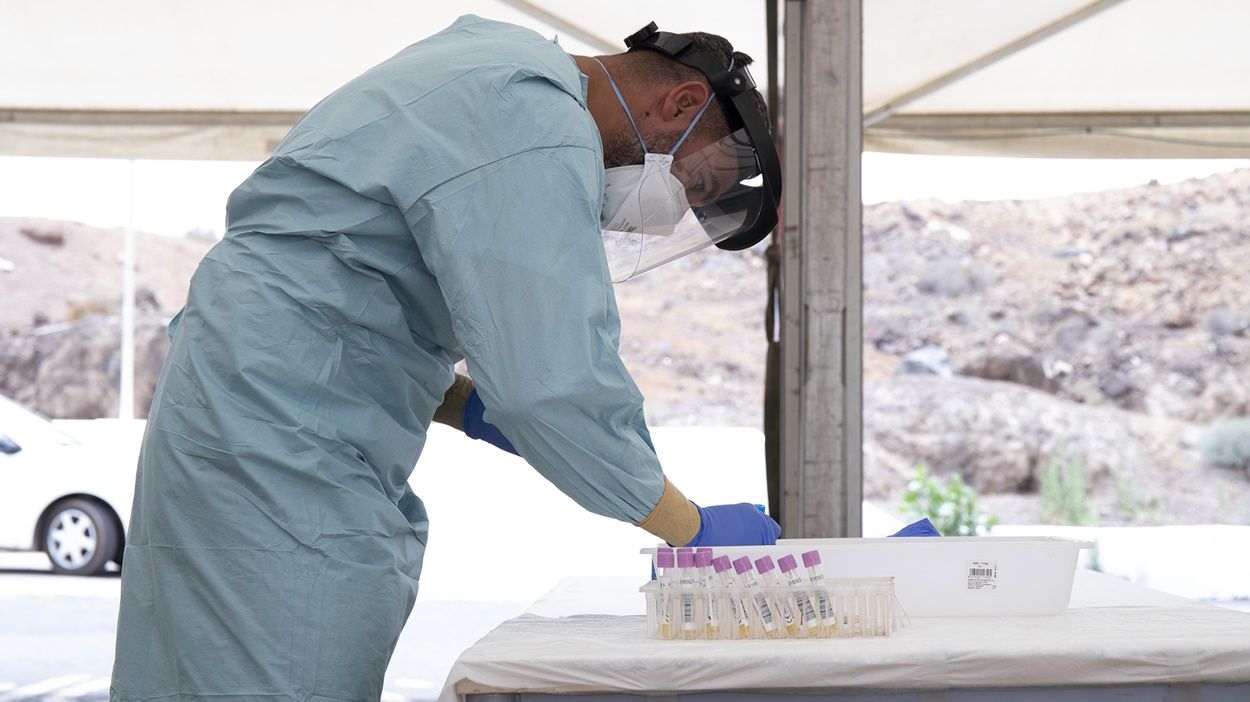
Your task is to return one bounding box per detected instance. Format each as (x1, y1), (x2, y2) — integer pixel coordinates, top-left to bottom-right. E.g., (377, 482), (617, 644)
(780, 0), (863, 538)
(119, 159), (136, 421)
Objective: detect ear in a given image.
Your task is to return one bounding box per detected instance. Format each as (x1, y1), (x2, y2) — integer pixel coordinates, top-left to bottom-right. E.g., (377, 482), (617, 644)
(658, 80), (712, 126)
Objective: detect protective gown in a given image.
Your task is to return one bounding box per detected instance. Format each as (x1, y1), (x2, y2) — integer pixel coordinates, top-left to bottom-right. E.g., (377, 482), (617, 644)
(111, 16), (667, 701)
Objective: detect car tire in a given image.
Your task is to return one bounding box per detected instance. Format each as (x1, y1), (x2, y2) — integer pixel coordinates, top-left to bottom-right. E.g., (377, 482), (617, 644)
(43, 498), (119, 576)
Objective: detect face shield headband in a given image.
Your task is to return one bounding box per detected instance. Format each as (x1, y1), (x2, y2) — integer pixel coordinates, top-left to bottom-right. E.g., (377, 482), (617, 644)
(623, 22), (782, 252)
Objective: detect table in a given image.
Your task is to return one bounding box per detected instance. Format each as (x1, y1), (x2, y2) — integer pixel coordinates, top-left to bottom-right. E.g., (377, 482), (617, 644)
(438, 570), (1250, 702)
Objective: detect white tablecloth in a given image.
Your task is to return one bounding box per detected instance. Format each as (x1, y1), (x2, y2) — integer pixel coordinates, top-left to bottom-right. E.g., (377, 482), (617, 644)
(438, 570), (1250, 701)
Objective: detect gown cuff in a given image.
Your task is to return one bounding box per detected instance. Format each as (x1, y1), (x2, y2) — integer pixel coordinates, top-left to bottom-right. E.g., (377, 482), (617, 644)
(636, 477), (700, 546)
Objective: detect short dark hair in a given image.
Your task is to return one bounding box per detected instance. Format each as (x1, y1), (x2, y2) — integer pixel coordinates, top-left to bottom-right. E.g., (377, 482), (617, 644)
(626, 31), (770, 145)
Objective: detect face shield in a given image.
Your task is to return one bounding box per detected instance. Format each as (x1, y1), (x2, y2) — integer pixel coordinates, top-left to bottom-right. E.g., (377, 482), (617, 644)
(599, 22), (782, 283)
(601, 128), (766, 282)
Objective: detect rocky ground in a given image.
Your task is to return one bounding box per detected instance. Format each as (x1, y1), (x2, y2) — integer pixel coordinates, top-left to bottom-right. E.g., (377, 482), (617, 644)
(0, 218), (208, 418)
(0, 218), (207, 332)
(609, 168), (1250, 526)
(2, 168), (1249, 526)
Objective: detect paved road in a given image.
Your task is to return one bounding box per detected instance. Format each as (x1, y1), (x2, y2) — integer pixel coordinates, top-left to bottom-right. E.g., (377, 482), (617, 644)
(0, 553), (524, 702)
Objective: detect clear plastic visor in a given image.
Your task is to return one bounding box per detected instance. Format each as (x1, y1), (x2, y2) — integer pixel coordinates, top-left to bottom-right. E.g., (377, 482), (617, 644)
(602, 128), (764, 283)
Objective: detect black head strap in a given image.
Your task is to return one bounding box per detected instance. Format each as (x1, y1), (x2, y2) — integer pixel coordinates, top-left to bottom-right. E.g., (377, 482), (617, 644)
(623, 22), (782, 251)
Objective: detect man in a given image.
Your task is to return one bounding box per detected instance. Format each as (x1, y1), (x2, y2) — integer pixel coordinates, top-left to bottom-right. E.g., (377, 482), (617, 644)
(111, 15), (781, 702)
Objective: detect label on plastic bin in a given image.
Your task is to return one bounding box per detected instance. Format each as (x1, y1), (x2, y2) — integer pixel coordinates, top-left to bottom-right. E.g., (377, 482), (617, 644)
(966, 560), (998, 591)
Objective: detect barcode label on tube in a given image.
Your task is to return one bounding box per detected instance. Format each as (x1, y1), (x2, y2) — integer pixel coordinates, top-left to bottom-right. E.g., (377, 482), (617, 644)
(735, 598), (751, 626)
(967, 560), (998, 591)
(798, 593), (818, 623)
(753, 593), (775, 627)
(817, 592), (833, 620)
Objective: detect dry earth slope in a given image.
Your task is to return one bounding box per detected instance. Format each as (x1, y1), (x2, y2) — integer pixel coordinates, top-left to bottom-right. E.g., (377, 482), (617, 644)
(2, 169), (1249, 524)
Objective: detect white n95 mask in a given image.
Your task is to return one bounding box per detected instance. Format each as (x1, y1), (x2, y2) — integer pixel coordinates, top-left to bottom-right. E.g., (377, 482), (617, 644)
(600, 153), (690, 237)
(594, 57), (718, 283)
(595, 24), (784, 282)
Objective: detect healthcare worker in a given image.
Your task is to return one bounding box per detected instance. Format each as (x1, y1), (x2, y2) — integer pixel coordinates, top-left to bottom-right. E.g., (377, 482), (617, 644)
(111, 15), (782, 702)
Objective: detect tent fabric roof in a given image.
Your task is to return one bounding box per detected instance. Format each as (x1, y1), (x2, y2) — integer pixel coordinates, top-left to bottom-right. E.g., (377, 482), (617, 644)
(3, 0), (1249, 160)
(862, 0), (1250, 157)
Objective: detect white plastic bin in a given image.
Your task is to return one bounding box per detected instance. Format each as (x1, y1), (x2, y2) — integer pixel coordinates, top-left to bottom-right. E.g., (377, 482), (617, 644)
(645, 536), (1092, 618)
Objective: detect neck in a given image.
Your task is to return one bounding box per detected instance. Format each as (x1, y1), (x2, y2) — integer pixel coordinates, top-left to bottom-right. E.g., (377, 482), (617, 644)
(572, 54), (630, 162)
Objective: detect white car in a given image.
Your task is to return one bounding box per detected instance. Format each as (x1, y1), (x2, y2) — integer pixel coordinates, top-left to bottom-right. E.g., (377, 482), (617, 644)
(0, 395), (141, 575)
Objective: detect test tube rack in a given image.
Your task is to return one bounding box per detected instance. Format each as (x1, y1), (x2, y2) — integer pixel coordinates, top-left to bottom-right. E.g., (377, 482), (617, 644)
(642, 547), (907, 641)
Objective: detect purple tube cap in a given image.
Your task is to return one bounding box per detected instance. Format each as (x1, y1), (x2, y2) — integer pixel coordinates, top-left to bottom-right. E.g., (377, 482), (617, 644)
(677, 551), (696, 568)
(656, 548), (675, 569)
(712, 555), (732, 573)
(695, 550), (714, 568)
(676, 547), (694, 555)
(755, 556), (776, 574)
(732, 556), (753, 575)
(777, 554), (798, 572)
(802, 550), (821, 568)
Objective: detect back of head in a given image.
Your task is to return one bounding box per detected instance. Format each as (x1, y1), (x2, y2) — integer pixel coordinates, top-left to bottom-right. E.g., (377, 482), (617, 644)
(622, 31), (770, 146)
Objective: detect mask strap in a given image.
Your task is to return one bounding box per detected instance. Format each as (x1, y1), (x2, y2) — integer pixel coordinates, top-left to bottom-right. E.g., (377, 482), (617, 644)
(593, 58), (647, 152)
(667, 93), (715, 156)
(668, 56), (731, 156)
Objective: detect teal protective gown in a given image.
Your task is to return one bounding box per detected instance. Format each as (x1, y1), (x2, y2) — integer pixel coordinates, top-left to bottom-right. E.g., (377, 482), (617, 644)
(111, 16), (666, 701)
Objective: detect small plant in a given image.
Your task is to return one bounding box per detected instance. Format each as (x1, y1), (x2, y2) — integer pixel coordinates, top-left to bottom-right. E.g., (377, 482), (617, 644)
(1039, 444), (1096, 526)
(1083, 540), (1103, 573)
(1198, 418), (1250, 472)
(901, 465), (998, 536)
(1113, 474), (1166, 525)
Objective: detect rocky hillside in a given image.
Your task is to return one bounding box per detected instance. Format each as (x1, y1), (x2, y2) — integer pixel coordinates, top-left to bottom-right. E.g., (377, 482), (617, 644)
(0, 218), (210, 418)
(3, 169), (1249, 525)
(0, 218), (209, 331)
(616, 169), (1250, 525)
(864, 170), (1250, 425)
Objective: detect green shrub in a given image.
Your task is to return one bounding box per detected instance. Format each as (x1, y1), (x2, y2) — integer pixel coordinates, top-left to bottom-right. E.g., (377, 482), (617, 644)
(1039, 445), (1096, 526)
(1083, 540), (1103, 573)
(1199, 418), (1250, 471)
(1114, 474), (1165, 525)
(901, 465), (998, 536)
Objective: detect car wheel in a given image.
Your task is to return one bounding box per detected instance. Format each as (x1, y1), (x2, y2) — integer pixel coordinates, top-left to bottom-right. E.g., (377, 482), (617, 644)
(43, 498), (119, 576)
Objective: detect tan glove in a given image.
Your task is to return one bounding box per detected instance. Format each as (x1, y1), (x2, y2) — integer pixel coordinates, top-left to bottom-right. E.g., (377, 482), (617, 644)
(636, 478), (701, 546)
(432, 373), (474, 431)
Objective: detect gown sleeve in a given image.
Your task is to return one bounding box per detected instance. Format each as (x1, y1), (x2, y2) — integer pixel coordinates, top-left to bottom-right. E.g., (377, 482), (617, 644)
(405, 142), (667, 524)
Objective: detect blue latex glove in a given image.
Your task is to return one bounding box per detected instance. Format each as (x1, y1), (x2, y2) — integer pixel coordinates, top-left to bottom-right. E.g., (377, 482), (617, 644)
(463, 389), (519, 455)
(891, 517), (941, 537)
(685, 503), (782, 547)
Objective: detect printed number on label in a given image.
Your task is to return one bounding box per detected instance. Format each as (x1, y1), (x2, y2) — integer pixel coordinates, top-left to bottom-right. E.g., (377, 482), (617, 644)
(967, 560), (998, 591)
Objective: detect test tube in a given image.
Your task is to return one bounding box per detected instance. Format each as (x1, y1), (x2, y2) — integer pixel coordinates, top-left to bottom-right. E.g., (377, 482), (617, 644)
(779, 554), (824, 638)
(676, 550), (699, 640)
(656, 547), (675, 639)
(732, 556), (777, 638)
(695, 548), (719, 639)
(754, 556), (800, 637)
(872, 581), (888, 637)
(802, 550), (837, 635)
(712, 555), (752, 639)
(886, 577), (904, 635)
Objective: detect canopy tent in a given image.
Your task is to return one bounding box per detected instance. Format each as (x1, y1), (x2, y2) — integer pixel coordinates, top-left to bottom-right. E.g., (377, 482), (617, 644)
(0, 1), (768, 160)
(4, 0), (1248, 536)
(4, 0), (1250, 160)
(863, 0), (1250, 158)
